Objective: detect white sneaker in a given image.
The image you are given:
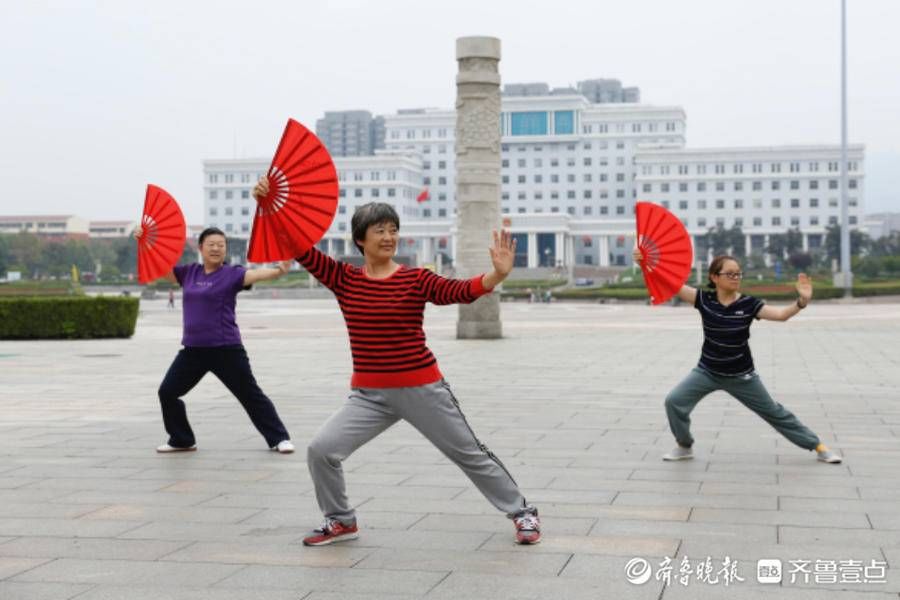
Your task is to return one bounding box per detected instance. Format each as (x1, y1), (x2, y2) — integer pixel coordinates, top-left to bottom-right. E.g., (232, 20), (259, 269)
(156, 443), (197, 453)
(817, 449), (842, 464)
(662, 446), (694, 461)
(272, 440), (295, 454)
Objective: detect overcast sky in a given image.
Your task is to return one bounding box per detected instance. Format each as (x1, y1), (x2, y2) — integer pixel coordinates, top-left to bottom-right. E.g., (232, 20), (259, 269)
(2, 0), (898, 224)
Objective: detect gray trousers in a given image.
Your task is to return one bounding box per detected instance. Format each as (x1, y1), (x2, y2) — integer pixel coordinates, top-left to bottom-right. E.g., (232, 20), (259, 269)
(307, 380), (533, 524)
(665, 368), (821, 451)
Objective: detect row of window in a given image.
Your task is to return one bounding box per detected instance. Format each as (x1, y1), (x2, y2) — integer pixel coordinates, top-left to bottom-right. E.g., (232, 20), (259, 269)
(503, 157), (629, 169)
(389, 128), (451, 140)
(502, 189), (629, 200)
(208, 189), (252, 200)
(644, 179), (859, 193)
(659, 198), (859, 210)
(581, 121), (679, 134)
(504, 173), (628, 184)
(386, 121), (680, 140)
(337, 188), (417, 199)
(207, 173), (262, 184)
(640, 161), (860, 176)
(683, 215), (857, 228)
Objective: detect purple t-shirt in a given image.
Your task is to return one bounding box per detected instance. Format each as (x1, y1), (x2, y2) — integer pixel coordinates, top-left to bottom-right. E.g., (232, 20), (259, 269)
(173, 263), (248, 347)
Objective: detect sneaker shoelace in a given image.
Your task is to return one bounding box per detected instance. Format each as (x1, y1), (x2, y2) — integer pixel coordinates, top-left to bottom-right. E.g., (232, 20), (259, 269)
(515, 515), (539, 531)
(316, 518), (340, 534)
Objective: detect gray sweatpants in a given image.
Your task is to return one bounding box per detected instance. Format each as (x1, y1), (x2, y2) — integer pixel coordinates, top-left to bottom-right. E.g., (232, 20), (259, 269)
(665, 368), (821, 451)
(307, 380), (533, 524)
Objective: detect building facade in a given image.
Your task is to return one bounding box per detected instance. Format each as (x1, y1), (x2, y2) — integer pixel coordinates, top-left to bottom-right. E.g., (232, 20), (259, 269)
(633, 145), (866, 257)
(201, 84), (866, 269)
(315, 110), (385, 157)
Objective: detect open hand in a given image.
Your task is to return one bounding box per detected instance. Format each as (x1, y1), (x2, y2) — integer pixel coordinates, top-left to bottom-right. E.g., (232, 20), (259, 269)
(796, 273), (813, 302)
(489, 229), (516, 277)
(133, 226), (143, 240)
(632, 247), (642, 264)
(253, 176), (270, 201)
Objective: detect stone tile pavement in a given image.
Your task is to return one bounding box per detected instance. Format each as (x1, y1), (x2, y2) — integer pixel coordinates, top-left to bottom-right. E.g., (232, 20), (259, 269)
(1, 297), (899, 599)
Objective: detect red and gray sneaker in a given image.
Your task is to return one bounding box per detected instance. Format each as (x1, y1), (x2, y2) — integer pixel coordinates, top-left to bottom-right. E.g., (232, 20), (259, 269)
(513, 510), (541, 545)
(302, 518), (359, 546)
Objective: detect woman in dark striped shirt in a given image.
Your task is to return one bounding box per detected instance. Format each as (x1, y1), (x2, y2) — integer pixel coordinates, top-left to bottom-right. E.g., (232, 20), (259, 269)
(634, 251), (842, 464)
(253, 179), (540, 547)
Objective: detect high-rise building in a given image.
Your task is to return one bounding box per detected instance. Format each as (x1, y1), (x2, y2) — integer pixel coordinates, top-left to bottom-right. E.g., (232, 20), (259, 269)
(315, 110), (385, 157)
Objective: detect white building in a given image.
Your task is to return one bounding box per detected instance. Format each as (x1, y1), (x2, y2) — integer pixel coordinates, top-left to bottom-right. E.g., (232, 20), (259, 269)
(384, 96), (686, 266)
(633, 145), (866, 256)
(202, 152), (429, 261)
(89, 220), (137, 238)
(0, 215), (89, 237)
(202, 92), (866, 269)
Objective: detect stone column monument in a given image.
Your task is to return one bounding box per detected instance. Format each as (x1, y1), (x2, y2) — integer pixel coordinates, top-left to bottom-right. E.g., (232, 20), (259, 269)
(455, 36), (502, 339)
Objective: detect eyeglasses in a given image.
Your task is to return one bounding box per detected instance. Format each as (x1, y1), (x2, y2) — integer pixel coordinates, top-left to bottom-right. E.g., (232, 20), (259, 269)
(717, 271), (743, 280)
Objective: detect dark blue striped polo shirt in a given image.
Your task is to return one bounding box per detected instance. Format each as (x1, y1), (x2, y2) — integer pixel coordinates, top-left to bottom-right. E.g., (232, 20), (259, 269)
(695, 290), (766, 376)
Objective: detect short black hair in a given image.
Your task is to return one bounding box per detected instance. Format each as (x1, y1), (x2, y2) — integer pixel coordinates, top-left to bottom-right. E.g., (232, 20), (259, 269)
(198, 227), (226, 245)
(350, 203), (400, 254)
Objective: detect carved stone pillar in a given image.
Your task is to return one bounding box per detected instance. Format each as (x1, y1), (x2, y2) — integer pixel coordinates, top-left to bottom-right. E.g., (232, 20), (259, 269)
(455, 36), (502, 339)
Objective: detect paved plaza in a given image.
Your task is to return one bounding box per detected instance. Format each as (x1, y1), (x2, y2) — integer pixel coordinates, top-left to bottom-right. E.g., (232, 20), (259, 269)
(2, 296), (900, 599)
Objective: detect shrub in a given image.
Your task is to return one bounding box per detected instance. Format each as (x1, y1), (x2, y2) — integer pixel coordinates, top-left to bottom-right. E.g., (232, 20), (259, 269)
(0, 297), (139, 339)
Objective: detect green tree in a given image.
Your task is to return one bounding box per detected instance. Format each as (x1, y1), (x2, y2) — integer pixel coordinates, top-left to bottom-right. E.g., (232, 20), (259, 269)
(0, 235), (9, 277)
(824, 224), (869, 260)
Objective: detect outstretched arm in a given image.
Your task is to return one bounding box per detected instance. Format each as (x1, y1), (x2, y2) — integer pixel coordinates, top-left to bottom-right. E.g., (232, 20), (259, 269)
(632, 247), (697, 304)
(243, 261), (291, 286)
(134, 226), (177, 284)
(758, 273), (812, 322)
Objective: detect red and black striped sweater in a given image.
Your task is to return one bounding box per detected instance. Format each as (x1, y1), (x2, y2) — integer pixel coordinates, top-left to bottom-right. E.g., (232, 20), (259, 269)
(297, 247), (492, 388)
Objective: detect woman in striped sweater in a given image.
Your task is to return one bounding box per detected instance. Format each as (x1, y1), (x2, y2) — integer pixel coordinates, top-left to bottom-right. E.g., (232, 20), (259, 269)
(254, 179), (540, 546)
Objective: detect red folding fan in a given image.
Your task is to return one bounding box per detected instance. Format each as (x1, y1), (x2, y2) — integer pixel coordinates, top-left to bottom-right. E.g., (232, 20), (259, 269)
(247, 119), (339, 262)
(137, 184), (186, 284)
(635, 201), (693, 305)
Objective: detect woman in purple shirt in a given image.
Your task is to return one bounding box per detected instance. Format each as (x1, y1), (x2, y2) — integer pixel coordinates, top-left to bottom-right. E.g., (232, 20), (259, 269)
(135, 226), (295, 454)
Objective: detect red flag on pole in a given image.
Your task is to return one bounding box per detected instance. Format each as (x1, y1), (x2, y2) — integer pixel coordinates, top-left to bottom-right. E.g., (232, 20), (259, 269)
(416, 188), (430, 203)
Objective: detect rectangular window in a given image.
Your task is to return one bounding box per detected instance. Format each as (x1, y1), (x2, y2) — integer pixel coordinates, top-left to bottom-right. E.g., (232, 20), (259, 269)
(771, 181), (780, 191)
(679, 200), (688, 210)
(679, 183), (688, 192)
(642, 183), (652, 193)
(225, 190), (233, 200)
(554, 110), (574, 134)
(734, 182), (743, 191)
(809, 198), (819, 207)
(697, 200), (707, 209)
(697, 182), (706, 192)
(753, 217), (762, 226)
(790, 198), (800, 208)
(716, 182), (725, 192)
(510, 111), (548, 135)
(829, 180), (838, 189)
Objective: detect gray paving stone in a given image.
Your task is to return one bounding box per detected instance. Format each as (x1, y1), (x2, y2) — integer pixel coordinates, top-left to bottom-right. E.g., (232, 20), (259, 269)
(10, 558), (243, 586)
(3, 300), (900, 595)
(0, 537), (190, 561)
(0, 582), (93, 600)
(213, 564), (445, 594)
(354, 547), (569, 575)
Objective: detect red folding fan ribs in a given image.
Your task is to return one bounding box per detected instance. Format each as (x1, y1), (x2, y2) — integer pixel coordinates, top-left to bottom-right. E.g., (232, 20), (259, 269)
(247, 119), (340, 262)
(137, 184), (186, 284)
(635, 201), (694, 305)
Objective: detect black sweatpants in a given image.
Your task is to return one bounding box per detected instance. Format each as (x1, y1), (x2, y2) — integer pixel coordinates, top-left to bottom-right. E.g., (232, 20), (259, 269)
(158, 345), (290, 448)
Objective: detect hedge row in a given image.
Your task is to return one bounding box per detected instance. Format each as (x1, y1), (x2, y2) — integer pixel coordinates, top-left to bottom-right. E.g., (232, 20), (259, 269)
(0, 297), (139, 339)
(508, 284), (900, 302)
